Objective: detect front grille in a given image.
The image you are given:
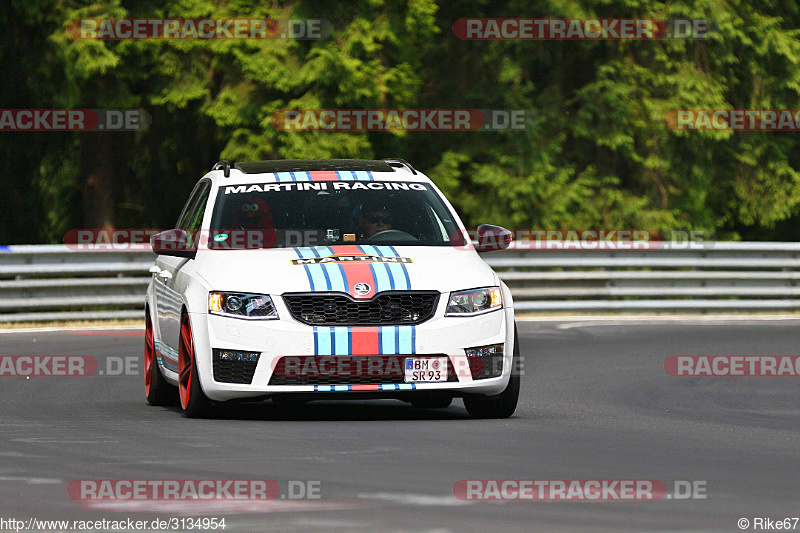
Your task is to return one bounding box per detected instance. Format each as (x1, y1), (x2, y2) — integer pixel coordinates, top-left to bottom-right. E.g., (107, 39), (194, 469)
(213, 349), (260, 384)
(268, 355), (458, 386)
(283, 291), (439, 326)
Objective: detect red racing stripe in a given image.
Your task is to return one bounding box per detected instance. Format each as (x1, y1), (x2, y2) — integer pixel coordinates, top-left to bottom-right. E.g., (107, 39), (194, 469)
(350, 327), (380, 355)
(308, 171), (339, 181)
(330, 245), (376, 299)
(350, 384), (381, 391)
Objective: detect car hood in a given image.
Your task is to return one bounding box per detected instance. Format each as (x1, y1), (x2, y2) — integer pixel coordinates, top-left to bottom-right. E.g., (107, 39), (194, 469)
(194, 245), (497, 298)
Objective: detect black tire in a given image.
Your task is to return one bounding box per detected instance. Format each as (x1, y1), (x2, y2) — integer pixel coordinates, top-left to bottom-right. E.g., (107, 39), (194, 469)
(463, 324), (521, 419)
(410, 395), (453, 409)
(144, 308), (176, 406)
(179, 313), (212, 418)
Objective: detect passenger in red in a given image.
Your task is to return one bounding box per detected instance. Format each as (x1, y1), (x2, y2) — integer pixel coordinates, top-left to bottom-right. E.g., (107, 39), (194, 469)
(230, 197), (277, 248)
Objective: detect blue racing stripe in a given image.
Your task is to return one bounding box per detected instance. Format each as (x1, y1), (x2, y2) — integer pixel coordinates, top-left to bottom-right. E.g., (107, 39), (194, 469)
(314, 384), (416, 392)
(385, 262), (407, 290)
(296, 248), (325, 291)
(334, 327), (349, 355)
(373, 246), (399, 290)
(324, 264), (345, 292)
(354, 170), (371, 181)
(317, 327), (332, 355)
(157, 342), (179, 372)
(307, 247), (331, 290)
(276, 172), (293, 182)
(388, 245), (411, 290)
(360, 245), (392, 292)
(319, 262), (333, 290)
(398, 326), (413, 354)
(338, 263), (349, 293)
(347, 327), (353, 354)
(381, 326), (396, 354)
(158, 344), (178, 372)
(319, 246), (346, 292)
(354, 245), (379, 292)
(369, 262), (391, 292)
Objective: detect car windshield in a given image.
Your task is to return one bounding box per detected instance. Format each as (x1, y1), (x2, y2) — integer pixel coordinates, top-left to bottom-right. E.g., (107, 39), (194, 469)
(208, 180), (460, 249)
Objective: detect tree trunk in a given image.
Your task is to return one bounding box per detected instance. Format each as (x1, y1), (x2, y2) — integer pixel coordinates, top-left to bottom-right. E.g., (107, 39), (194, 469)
(81, 133), (115, 231)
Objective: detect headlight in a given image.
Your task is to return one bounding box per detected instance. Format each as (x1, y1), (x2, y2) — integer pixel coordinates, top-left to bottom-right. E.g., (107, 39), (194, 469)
(445, 287), (502, 316)
(208, 292), (278, 320)
(465, 344), (504, 358)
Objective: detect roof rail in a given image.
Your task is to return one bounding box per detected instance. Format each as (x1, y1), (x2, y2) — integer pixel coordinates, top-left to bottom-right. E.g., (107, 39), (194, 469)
(213, 160), (231, 178)
(382, 158), (418, 175)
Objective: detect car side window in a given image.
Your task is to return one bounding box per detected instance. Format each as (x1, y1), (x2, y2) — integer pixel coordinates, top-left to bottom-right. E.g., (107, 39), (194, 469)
(177, 181), (211, 231)
(186, 184), (211, 232)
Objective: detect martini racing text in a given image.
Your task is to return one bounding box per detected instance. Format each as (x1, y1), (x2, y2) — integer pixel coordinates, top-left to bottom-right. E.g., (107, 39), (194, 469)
(223, 182), (428, 194)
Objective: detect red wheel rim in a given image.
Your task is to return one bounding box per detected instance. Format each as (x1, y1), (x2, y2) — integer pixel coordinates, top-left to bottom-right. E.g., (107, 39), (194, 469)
(178, 316), (193, 410)
(144, 313), (154, 396)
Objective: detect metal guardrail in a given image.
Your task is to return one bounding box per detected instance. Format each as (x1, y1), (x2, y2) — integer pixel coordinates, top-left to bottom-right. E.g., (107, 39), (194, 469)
(486, 242), (800, 312)
(0, 245), (153, 322)
(1, 242), (799, 322)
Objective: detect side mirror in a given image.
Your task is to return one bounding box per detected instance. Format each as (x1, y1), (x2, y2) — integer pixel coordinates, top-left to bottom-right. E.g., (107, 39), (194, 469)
(150, 229), (197, 259)
(475, 224), (513, 252)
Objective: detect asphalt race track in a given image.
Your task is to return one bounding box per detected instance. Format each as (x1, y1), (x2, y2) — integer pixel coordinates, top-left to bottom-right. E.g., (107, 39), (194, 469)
(0, 318), (798, 532)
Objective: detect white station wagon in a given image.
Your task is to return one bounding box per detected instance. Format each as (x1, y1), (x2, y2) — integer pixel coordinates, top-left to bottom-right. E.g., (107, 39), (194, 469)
(145, 159), (519, 418)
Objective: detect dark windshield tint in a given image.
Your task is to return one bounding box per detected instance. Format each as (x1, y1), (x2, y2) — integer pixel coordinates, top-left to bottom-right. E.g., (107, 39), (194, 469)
(208, 180), (459, 248)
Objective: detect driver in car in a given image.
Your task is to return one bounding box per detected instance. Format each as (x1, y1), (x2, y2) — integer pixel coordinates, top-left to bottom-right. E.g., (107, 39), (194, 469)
(359, 202), (393, 239)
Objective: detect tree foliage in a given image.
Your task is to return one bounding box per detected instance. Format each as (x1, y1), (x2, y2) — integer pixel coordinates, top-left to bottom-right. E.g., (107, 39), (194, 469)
(3, 0), (800, 243)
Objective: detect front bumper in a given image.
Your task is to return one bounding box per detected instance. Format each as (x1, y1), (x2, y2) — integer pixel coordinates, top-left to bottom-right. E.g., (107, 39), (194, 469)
(183, 299), (514, 402)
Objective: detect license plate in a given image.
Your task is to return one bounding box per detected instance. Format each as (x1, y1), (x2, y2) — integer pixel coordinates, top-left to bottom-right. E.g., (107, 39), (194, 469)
(404, 357), (448, 383)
